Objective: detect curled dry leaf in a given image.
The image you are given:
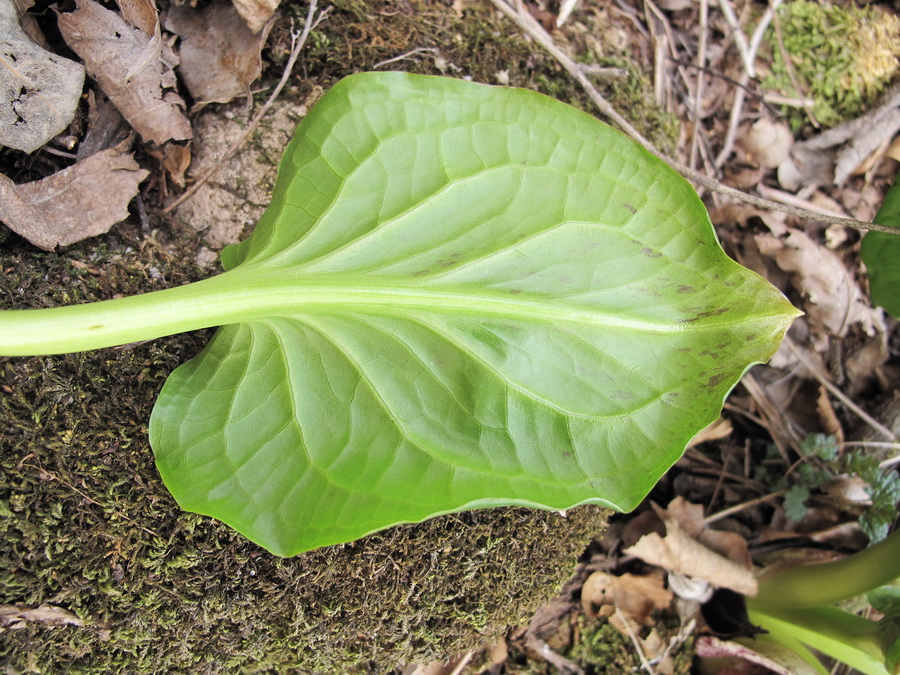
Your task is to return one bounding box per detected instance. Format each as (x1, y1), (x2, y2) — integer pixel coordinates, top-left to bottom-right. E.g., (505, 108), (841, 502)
(165, 0), (273, 108)
(624, 504), (757, 596)
(581, 571), (673, 625)
(739, 118), (793, 169)
(230, 0), (279, 34)
(0, 146), (148, 250)
(58, 0), (191, 145)
(0, 603), (84, 629)
(756, 229), (883, 337)
(0, 0), (85, 153)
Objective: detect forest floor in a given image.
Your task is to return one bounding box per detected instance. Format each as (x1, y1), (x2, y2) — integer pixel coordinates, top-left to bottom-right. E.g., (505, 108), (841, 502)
(1, 0), (899, 673)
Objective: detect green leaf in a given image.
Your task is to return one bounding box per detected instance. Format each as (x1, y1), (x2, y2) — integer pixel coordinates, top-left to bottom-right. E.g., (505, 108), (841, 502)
(861, 172), (900, 318)
(784, 484), (811, 522)
(149, 73), (798, 556)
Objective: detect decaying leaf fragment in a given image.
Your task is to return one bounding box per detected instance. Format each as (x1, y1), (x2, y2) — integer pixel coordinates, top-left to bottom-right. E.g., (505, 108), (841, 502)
(0, 145), (148, 250)
(0, 602), (84, 630)
(624, 501), (758, 596)
(58, 0), (191, 145)
(230, 0), (279, 34)
(756, 229), (883, 337)
(165, 0), (273, 108)
(0, 0), (85, 153)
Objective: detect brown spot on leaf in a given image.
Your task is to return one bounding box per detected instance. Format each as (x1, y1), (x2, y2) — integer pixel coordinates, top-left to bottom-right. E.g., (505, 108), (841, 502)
(707, 373), (727, 388)
(641, 247), (662, 258)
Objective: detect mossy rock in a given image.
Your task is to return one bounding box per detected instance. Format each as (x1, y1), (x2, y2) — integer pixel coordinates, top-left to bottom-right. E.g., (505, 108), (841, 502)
(0, 238), (609, 672)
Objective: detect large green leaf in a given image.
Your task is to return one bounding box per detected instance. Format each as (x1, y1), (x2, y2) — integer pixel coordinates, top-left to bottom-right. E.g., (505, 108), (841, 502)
(149, 73), (798, 556)
(861, 172), (900, 318)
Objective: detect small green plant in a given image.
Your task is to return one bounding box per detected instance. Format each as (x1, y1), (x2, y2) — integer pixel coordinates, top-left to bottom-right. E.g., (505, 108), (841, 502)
(745, 530), (900, 675)
(756, 433), (900, 543)
(0, 73), (798, 556)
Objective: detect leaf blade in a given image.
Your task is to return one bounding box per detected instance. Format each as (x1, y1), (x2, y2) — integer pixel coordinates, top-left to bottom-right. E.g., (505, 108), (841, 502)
(152, 73), (798, 556)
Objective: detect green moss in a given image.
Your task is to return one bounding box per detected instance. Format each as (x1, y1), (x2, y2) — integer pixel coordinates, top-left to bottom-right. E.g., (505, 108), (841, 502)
(764, 0), (900, 129)
(0, 233), (608, 670)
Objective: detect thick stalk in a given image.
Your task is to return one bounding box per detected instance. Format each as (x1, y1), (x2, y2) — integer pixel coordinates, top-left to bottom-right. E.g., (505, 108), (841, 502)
(753, 530), (900, 608)
(0, 266), (706, 357)
(747, 606), (892, 675)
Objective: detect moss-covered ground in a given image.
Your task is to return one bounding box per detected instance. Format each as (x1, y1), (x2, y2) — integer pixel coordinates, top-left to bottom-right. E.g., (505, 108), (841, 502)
(0, 0), (680, 670)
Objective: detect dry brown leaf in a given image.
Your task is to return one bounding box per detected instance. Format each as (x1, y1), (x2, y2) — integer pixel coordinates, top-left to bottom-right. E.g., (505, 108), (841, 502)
(739, 118), (793, 169)
(686, 417), (733, 449)
(0, 603), (84, 630)
(0, 0), (85, 153)
(58, 0), (191, 145)
(231, 0), (279, 34)
(756, 229), (882, 337)
(165, 0), (273, 108)
(0, 146), (148, 250)
(162, 142), (191, 187)
(624, 517), (758, 596)
(581, 571), (672, 625)
(115, 0), (158, 34)
(696, 636), (820, 675)
(659, 498), (753, 569)
(77, 90), (130, 160)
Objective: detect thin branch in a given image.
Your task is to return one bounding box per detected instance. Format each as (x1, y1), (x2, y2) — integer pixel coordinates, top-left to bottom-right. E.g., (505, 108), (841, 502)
(163, 1), (326, 214)
(704, 490), (788, 525)
(716, 0), (754, 77)
(689, 0), (708, 170)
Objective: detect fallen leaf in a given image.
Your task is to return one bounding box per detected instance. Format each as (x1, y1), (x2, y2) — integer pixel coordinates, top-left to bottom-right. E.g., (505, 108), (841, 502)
(77, 89), (130, 160)
(146, 140), (191, 187)
(58, 0), (191, 145)
(581, 571), (672, 625)
(686, 417), (733, 449)
(230, 0), (279, 34)
(0, 146), (148, 250)
(0, 0), (85, 153)
(696, 636), (820, 675)
(115, 0), (158, 34)
(0, 603), (84, 630)
(625, 516), (758, 596)
(165, 0), (273, 108)
(739, 118), (793, 169)
(660, 498), (754, 570)
(783, 81), (900, 187)
(756, 229), (883, 337)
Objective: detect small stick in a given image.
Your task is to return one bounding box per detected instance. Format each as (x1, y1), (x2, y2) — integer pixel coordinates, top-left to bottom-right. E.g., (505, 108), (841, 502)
(373, 47), (439, 69)
(163, 1), (326, 214)
(486, 0), (896, 235)
(714, 0), (782, 168)
(614, 606), (656, 675)
(716, 0), (754, 77)
(689, 0), (709, 170)
(703, 490), (788, 525)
